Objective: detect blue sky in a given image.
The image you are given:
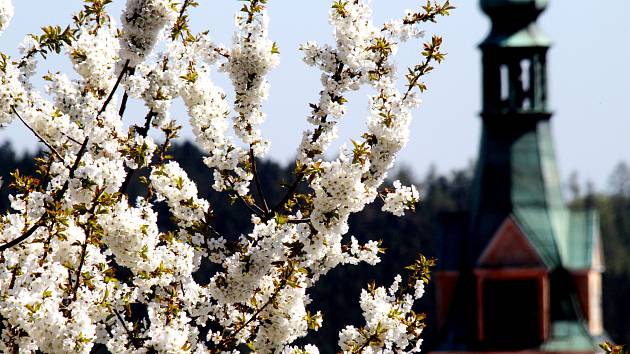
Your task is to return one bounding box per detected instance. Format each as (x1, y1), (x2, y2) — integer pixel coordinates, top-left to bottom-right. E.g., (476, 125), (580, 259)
(1, 0), (629, 191)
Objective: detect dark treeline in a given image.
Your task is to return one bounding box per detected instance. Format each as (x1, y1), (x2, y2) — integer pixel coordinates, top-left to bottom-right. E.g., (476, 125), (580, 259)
(1, 141), (629, 350)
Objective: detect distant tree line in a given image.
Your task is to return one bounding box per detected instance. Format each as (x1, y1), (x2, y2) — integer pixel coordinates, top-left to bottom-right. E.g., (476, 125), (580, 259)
(1, 141), (628, 349)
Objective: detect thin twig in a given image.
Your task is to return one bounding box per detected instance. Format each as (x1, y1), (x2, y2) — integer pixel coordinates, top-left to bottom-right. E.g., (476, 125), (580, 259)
(270, 171), (304, 217)
(249, 148), (269, 214)
(118, 91), (130, 117)
(0, 218), (44, 252)
(71, 190), (101, 301)
(98, 60), (130, 116)
(118, 111), (157, 194)
(178, 0), (191, 19)
(223, 176), (266, 217)
(72, 242), (88, 300)
(286, 218), (310, 224)
(55, 136), (89, 199)
(118, 68), (135, 118)
(236, 191), (266, 217)
(12, 107), (63, 161)
(61, 131), (82, 145)
(179, 280), (186, 297)
(118, 111), (156, 195)
(112, 307), (144, 349)
(402, 51), (435, 102)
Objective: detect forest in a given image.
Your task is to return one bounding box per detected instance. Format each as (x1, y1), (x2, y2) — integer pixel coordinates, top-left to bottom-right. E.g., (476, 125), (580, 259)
(1, 141), (628, 351)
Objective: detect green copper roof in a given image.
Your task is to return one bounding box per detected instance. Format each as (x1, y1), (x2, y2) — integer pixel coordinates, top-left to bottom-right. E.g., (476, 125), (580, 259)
(481, 27), (552, 48)
(510, 121), (563, 210)
(473, 120), (598, 270)
(513, 208), (599, 270)
(512, 208), (559, 267)
(561, 209), (599, 270)
(510, 121), (596, 269)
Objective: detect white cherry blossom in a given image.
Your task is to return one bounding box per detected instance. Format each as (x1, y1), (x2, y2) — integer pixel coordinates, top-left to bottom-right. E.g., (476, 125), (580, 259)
(0, 0), (452, 352)
(0, 0), (13, 35)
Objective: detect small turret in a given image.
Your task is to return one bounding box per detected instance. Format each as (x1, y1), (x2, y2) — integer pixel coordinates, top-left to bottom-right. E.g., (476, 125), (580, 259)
(480, 0), (550, 114)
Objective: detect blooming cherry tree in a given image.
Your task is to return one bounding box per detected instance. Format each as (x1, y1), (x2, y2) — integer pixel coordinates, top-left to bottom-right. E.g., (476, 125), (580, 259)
(0, 0), (453, 353)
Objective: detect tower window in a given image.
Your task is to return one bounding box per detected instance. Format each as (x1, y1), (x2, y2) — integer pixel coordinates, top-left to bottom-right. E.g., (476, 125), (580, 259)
(520, 59), (532, 109)
(500, 64), (509, 102)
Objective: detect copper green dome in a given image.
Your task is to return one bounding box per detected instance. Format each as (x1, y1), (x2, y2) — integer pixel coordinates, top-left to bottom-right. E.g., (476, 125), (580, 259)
(480, 0), (551, 48)
(481, 0), (548, 12)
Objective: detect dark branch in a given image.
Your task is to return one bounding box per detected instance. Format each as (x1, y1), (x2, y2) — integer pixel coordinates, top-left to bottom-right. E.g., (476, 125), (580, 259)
(249, 148), (269, 214)
(112, 308), (144, 349)
(118, 67), (135, 118)
(98, 60), (130, 116)
(12, 107), (64, 162)
(270, 171), (304, 217)
(118, 111), (156, 195)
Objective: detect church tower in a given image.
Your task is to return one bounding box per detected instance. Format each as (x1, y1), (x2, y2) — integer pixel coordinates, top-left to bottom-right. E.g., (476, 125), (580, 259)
(432, 0), (606, 352)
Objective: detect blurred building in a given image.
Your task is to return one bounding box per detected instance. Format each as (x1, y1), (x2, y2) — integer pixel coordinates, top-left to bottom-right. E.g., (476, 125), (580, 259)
(432, 0), (607, 352)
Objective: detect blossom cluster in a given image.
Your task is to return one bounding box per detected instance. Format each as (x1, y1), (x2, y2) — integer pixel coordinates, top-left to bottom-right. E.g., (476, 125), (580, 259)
(120, 0), (178, 65)
(339, 276), (427, 353)
(222, 4), (279, 157)
(0, 60), (24, 127)
(0, 0), (12, 35)
(150, 161), (209, 228)
(70, 22), (121, 92)
(382, 180), (421, 217)
(0, 0), (451, 353)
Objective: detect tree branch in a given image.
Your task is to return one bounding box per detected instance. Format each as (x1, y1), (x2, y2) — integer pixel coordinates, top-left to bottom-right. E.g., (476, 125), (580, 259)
(270, 171), (304, 217)
(118, 111), (156, 195)
(99, 60), (130, 116)
(12, 107), (63, 162)
(112, 307), (144, 349)
(249, 148), (269, 214)
(236, 191), (266, 218)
